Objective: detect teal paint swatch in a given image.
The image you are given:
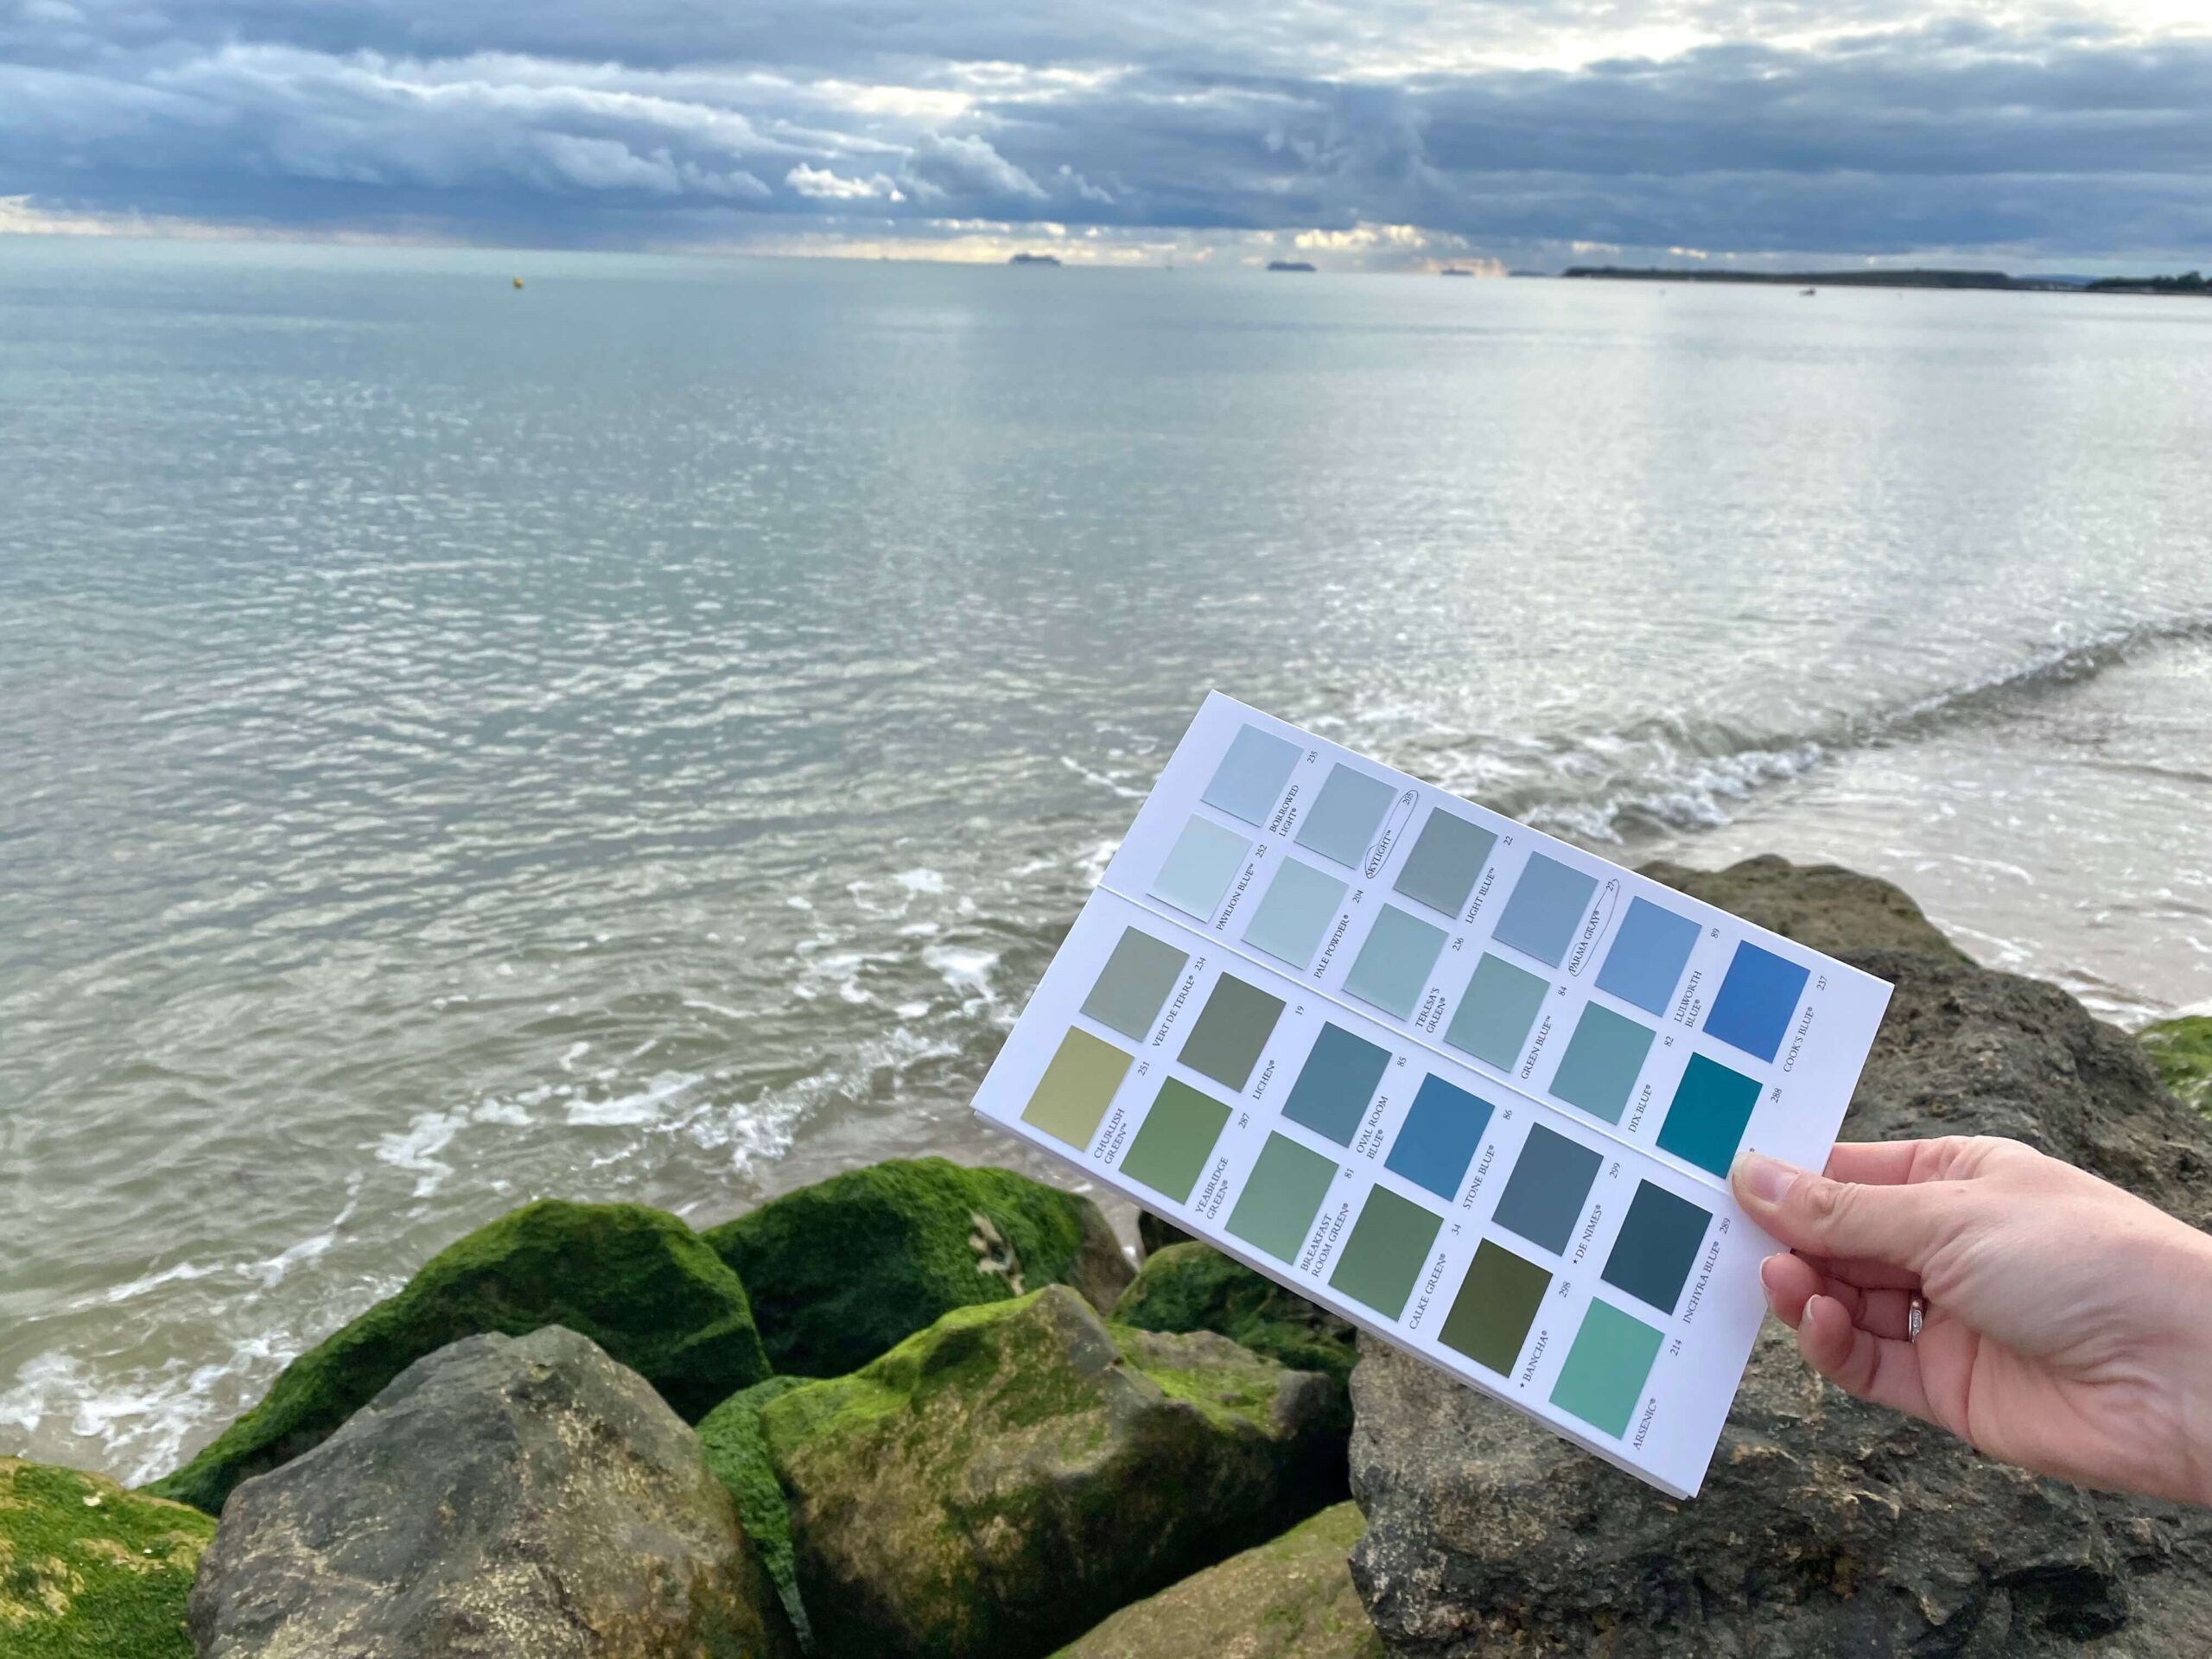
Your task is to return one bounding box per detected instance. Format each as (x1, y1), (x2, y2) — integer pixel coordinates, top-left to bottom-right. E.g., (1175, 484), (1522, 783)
(1178, 973), (1284, 1091)
(1601, 1181), (1712, 1314)
(1548, 1002), (1656, 1124)
(1151, 816), (1250, 920)
(1079, 926), (1187, 1041)
(1203, 725), (1302, 826)
(1550, 1299), (1665, 1438)
(1328, 1186), (1443, 1319)
(1294, 764), (1395, 868)
(1393, 809), (1496, 918)
(1242, 857), (1348, 969)
(1656, 1052), (1763, 1176)
(1344, 904), (1448, 1018)
(1119, 1077), (1233, 1205)
(1281, 1022), (1392, 1147)
(1443, 953), (1549, 1070)
(1226, 1133), (1338, 1262)
(1491, 852), (1598, 968)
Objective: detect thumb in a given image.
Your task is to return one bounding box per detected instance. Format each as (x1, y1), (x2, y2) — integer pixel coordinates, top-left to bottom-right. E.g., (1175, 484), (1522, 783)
(1730, 1149), (1964, 1271)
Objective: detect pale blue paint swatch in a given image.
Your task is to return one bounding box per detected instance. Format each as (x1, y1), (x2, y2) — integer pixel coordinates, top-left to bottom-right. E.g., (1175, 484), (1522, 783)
(1203, 724), (1302, 825)
(1243, 857), (1348, 969)
(1150, 816), (1249, 920)
(1294, 764), (1395, 868)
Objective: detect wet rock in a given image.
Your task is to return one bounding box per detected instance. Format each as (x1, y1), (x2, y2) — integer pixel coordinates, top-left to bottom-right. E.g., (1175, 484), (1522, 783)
(187, 1325), (797, 1659)
(698, 1376), (817, 1651)
(0, 1456), (212, 1658)
(1116, 1242), (1359, 1392)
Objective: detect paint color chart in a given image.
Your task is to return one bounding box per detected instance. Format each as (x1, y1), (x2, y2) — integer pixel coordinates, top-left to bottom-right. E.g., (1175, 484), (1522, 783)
(972, 695), (1891, 1497)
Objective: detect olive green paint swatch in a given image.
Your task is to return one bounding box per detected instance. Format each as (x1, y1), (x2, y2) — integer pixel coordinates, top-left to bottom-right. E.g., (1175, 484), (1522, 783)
(1440, 1239), (1552, 1374)
(1178, 973), (1285, 1092)
(1328, 1185), (1443, 1319)
(1020, 1027), (1132, 1150)
(1119, 1077), (1233, 1204)
(1226, 1133), (1338, 1262)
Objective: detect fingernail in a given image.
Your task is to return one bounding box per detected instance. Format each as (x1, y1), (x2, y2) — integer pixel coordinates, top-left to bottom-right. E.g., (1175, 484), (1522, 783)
(1732, 1150), (1802, 1207)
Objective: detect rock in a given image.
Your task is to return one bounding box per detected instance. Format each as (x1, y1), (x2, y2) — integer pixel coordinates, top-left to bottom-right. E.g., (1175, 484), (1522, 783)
(698, 1376), (817, 1651)
(187, 1325), (798, 1659)
(1137, 1211), (1195, 1256)
(1053, 1501), (1384, 1659)
(2141, 1015), (2212, 1116)
(702, 1158), (1134, 1377)
(759, 1284), (1344, 1659)
(1349, 856), (2212, 1657)
(149, 1200), (770, 1515)
(1116, 1242), (1360, 1390)
(0, 1457), (213, 1658)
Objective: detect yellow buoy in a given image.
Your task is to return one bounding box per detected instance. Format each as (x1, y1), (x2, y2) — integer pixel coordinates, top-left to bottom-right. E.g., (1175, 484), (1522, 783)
(512, 276), (524, 289)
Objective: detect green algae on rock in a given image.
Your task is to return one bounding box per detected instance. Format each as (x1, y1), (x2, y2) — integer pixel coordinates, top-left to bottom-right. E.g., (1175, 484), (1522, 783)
(699, 1375), (817, 1651)
(148, 1199), (771, 1515)
(702, 1157), (1133, 1378)
(0, 1457), (213, 1659)
(2141, 1015), (2212, 1116)
(760, 1284), (1344, 1659)
(1116, 1242), (1359, 1391)
(1052, 1501), (1382, 1659)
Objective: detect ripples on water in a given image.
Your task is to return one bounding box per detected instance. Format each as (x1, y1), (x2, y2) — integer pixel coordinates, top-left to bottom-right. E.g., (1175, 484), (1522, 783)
(1, 241), (2208, 1481)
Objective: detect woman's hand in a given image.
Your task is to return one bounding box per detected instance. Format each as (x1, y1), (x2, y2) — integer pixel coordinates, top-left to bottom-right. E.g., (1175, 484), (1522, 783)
(1731, 1135), (2212, 1506)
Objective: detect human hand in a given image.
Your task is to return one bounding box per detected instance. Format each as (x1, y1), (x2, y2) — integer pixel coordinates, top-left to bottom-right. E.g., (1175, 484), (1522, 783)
(1730, 1135), (2212, 1506)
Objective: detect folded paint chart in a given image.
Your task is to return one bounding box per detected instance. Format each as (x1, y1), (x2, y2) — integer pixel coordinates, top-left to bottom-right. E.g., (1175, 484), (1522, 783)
(972, 694), (1892, 1497)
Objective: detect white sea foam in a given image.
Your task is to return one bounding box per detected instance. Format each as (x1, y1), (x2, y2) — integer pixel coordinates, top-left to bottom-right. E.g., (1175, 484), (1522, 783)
(563, 1071), (703, 1127)
(922, 942), (1000, 1008)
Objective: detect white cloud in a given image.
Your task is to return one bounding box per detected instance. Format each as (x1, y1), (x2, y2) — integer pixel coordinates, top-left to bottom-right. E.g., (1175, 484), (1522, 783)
(785, 162), (905, 200)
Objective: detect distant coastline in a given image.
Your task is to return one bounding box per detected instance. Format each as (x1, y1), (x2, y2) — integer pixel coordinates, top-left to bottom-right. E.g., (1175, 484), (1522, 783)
(1563, 265), (2209, 296)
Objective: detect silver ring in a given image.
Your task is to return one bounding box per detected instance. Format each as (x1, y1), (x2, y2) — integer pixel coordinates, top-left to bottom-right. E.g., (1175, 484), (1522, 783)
(1908, 1294), (1926, 1342)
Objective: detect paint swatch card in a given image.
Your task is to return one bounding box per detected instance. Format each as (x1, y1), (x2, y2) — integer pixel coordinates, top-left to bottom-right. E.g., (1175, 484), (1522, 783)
(972, 694), (1891, 1497)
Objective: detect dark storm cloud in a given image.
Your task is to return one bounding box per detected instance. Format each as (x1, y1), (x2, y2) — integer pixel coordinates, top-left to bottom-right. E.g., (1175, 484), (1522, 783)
(3, 0), (2209, 262)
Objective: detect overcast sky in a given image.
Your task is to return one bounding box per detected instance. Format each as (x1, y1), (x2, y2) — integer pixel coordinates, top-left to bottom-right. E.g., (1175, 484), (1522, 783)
(3, 0), (2209, 268)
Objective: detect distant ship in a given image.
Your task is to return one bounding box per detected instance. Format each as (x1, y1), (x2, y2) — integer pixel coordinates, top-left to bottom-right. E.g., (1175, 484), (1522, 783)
(1008, 252), (1062, 266)
(1800, 287), (1817, 296)
(1439, 267), (1474, 277)
(1268, 260), (1317, 273)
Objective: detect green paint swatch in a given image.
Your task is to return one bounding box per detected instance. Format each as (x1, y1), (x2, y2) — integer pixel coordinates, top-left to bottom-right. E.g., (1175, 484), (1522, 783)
(1178, 973), (1285, 1092)
(1393, 808), (1496, 918)
(1020, 1027), (1132, 1150)
(1328, 1185), (1442, 1319)
(1440, 1239), (1551, 1373)
(1548, 1002), (1656, 1124)
(1444, 952), (1549, 1070)
(1344, 903), (1448, 1018)
(1550, 1298), (1664, 1438)
(1079, 926), (1187, 1041)
(1226, 1133), (1338, 1262)
(1656, 1052), (1763, 1176)
(1119, 1077), (1233, 1204)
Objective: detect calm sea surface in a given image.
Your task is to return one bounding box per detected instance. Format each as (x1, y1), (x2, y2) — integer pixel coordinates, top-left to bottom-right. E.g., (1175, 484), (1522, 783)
(3, 240), (2209, 1481)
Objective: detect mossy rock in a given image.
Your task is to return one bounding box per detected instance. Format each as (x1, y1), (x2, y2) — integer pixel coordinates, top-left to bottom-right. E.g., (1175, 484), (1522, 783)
(759, 1284), (1344, 1659)
(2141, 1015), (2212, 1116)
(699, 1375), (817, 1651)
(0, 1457), (213, 1658)
(1116, 1243), (1359, 1392)
(147, 1200), (771, 1515)
(702, 1158), (1134, 1377)
(1136, 1211), (1194, 1257)
(1052, 1501), (1383, 1659)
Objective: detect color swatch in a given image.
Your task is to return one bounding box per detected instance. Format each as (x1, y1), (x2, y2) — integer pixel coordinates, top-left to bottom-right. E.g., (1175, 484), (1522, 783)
(1704, 942), (1811, 1063)
(1548, 1003), (1656, 1124)
(975, 693), (1895, 1500)
(1344, 904), (1447, 1018)
(1492, 853), (1598, 968)
(1294, 764), (1395, 868)
(1444, 953), (1549, 1070)
(1203, 724), (1301, 825)
(1152, 816), (1249, 920)
(1243, 858), (1348, 969)
(1383, 1074), (1493, 1201)
(1227, 1132), (1338, 1262)
(1179, 974), (1284, 1091)
(1394, 809), (1496, 918)
(1282, 1023), (1392, 1146)
(1080, 926), (1187, 1041)
(1596, 897), (1702, 1016)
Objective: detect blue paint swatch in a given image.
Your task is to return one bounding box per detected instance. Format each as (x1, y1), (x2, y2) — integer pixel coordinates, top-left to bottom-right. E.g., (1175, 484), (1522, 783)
(1294, 764), (1395, 868)
(1150, 816), (1250, 921)
(1203, 725), (1302, 826)
(1344, 904), (1447, 1018)
(1703, 941), (1810, 1063)
(1384, 1074), (1494, 1202)
(1491, 1123), (1603, 1255)
(1281, 1022), (1393, 1147)
(1491, 853), (1598, 968)
(1393, 809), (1496, 918)
(1656, 1052), (1763, 1176)
(1595, 898), (1701, 1016)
